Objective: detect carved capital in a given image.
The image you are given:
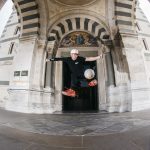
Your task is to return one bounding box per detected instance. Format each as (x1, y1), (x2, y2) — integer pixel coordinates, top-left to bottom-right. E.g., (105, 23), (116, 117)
(46, 40), (57, 53)
(102, 45), (110, 53)
(19, 35), (38, 42)
(38, 39), (46, 49)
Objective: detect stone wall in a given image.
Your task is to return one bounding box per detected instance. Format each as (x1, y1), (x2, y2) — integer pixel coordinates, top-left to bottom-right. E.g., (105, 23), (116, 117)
(0, 0), (150, 113)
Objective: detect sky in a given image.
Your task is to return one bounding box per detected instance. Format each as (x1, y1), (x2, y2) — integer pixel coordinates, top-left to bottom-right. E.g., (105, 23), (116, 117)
(0, 0), (13, 36)
(0, 0), (150, 36)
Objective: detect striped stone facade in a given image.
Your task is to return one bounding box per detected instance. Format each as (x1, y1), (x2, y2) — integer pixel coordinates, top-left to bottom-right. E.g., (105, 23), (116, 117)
(0, 0), (150, 113)
(115, 0), (136, 33)
(12, 0), (40, 37)
(0, 6), (20, 108)
(136, 2), (150, 81)
(9, 0), (137, 38)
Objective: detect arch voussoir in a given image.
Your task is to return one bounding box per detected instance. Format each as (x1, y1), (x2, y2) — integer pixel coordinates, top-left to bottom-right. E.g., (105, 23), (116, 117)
(12, 0), (40, 37)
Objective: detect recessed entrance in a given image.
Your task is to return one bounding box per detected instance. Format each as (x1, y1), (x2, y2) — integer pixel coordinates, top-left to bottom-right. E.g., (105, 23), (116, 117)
(62, 54), (99, 112)
(54, 31), (104, 112)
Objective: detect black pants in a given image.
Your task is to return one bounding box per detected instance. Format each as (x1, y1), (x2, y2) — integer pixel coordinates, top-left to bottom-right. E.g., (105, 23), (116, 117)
(71, 74), (84, 89)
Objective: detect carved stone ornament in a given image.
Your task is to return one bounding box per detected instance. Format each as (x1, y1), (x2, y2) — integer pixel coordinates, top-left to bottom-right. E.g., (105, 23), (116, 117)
(60, 31), (99, 47)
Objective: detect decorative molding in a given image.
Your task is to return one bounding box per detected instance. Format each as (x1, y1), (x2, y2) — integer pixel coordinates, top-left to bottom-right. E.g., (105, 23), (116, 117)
(48, 17), (110, 43)
(60, 31), (99, 47)
(0, 57), (14, 61)
(0, 36), (19, 43)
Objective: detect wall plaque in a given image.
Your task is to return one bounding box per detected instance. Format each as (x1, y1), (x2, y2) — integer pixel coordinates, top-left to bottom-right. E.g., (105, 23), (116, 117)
(14, 71), (20, 76)
(21, 70), (28, 76)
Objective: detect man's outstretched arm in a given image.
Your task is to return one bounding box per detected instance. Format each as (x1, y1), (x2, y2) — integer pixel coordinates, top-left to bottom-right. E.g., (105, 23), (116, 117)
(46, 57), (66, 62)
(85, 54), (103, 61)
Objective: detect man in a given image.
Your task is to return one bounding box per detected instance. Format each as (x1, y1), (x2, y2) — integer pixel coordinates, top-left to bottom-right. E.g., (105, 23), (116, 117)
(46, 49), (102, 97)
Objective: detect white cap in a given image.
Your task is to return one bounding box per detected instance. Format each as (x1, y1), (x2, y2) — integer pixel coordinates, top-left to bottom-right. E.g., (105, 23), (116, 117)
(70, 49), (79, 54)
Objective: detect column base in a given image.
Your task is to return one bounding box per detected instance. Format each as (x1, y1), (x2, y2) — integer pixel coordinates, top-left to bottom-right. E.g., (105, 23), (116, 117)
(106, 81), (150, 113)
(131, 81), (150, 112)
(106, 84), (131, 113)
(6, 89), (62, 114)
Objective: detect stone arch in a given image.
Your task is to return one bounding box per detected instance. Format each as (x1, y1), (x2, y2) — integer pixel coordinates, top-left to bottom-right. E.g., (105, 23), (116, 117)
(12, 0), (40, 37)
(10, 0), (137, 39)
(47, 14), (111, 45)
(36, 0), (48, 40)
(113, 0), (137, 85)
(115, 0), (137, 33)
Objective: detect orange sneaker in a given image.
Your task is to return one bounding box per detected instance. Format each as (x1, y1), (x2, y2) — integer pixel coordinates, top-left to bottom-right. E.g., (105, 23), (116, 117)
(62, 88), (76, 97)
(88, 79), (98, 87)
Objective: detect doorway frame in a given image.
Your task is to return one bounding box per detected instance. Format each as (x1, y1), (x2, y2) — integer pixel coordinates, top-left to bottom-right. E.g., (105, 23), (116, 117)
(54, 46), (107, 112)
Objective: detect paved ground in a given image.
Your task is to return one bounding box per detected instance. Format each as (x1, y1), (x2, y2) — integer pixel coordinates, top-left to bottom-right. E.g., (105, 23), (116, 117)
(0, 109), (150, 149)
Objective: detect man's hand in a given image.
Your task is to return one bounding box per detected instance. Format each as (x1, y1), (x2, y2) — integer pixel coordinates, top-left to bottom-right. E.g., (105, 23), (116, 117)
(85, 54), (103, 61)
(46, 59), (50, 62)
(97, 54), (103, 59)
(99, 54), (103, 59)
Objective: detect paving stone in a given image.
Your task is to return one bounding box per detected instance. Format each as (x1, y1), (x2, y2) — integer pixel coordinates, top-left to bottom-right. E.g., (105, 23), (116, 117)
(1, 109), (150, 149)
(0, 134), (29, 150)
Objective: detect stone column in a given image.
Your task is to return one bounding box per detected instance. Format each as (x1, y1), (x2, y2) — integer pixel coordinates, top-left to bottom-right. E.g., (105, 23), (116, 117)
(103, 46), (115, 86)
(97, 45), (107, 110)
(31, 39), (46, 90)
(45, 41), (56, 92)
(7, 35), (40, 112)
(9, 36), (38, 89)
(121, 33), (150, 111)
(102, 40), (130, 113)
(7, 37), (58, 113)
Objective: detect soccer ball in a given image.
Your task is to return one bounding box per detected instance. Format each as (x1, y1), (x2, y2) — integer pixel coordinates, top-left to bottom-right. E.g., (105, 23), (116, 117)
(84, 69), (95, 80)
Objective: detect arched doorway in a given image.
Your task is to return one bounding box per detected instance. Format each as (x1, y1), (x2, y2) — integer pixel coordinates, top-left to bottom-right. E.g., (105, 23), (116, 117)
(46, 15), (110, 113)
(56, 31), (101, 112)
